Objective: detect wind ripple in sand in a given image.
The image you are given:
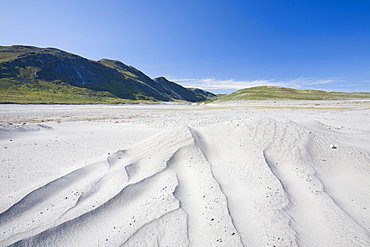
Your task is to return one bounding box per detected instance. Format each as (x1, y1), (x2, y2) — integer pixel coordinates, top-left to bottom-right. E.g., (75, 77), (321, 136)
(1, 118), (370, 246)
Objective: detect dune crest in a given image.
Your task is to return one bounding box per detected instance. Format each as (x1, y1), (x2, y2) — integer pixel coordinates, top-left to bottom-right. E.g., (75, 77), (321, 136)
(1, 117), (369, 246)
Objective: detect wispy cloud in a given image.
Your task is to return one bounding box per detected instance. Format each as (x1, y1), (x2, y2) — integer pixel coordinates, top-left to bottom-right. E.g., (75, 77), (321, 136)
(170, 76), (336, 92)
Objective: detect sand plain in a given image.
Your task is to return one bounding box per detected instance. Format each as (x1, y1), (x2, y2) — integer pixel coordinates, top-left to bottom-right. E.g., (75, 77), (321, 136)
(0, 100), (369, 246)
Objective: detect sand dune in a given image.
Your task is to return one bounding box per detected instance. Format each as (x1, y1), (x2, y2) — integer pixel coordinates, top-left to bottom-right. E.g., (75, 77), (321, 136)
(1, 103), (369, 246)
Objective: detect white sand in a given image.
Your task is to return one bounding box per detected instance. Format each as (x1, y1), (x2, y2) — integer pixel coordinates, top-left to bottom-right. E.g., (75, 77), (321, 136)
(0, 101), (369, 246)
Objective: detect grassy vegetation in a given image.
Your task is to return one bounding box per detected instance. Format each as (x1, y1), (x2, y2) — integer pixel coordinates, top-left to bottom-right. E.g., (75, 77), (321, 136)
(216, 86), (370, 102)
(0, 78), (155, 104)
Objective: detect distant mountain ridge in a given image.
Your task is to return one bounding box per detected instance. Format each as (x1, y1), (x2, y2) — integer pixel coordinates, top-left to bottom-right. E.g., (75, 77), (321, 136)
(0, 45), (216, 103)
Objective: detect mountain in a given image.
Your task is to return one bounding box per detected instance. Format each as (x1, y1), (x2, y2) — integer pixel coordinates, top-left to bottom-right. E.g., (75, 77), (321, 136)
(216, 86), (370, 101)
(0, 45), (216, 104)
(188, 88), (218, 99)
(153, 77), (216, 102)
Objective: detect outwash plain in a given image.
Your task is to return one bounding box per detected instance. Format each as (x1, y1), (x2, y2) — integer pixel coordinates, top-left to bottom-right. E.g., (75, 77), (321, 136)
(1, 100), (370, 246)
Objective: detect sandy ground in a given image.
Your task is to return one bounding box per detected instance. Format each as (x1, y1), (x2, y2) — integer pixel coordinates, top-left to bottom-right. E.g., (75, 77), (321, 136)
(0, 100), (370, 246)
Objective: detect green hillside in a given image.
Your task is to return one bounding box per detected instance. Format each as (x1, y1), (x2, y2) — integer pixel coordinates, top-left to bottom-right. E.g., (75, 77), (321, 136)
(216, 86), (370, 102)
(0, 45), (215, 104)
(0, 78), (142, 104)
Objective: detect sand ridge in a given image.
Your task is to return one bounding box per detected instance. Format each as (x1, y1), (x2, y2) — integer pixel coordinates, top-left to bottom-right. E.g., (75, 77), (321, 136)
(0, 102), (369, 246)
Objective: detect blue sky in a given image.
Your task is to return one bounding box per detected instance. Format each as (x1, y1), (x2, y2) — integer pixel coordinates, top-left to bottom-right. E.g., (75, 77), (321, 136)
(1, 0), (370, 94)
